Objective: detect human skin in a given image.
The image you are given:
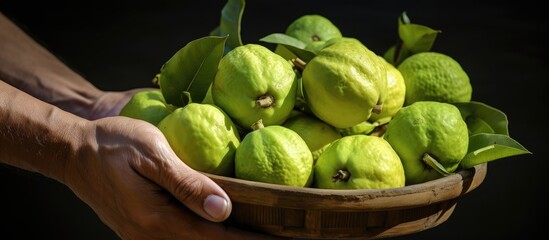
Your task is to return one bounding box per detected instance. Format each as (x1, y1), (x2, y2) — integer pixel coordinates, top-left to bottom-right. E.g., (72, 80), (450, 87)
(0, 12), (280, 240)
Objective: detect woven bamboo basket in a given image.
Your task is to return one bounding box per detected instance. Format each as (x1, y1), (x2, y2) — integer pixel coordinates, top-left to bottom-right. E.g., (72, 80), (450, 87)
(205, 163), (487, 239)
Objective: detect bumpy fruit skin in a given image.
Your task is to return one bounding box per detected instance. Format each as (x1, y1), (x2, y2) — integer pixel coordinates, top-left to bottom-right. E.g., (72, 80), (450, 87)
(212, 44), (298, 129)
(368, 57), (406, 122)
(275, 14), (342, 60)
(119, 89), (175, 126)
(383, 101), (469, 185)
(285, 14), (343, 44)
(282, 112), (341, 162)
(397, 52), (472, 106)
(235, 125), (314, 187)
(302, 40), (388, 129)
(157, 103), (240, 176)
(314, 135), (405, 189)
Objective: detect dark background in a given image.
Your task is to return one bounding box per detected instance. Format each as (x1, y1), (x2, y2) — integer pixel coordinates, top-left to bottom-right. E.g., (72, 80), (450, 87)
(0, 0), (546, 239)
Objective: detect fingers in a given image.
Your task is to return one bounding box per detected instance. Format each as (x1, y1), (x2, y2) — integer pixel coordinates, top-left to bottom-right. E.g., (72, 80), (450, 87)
(169, 168), (232, 222)
(89, 117), (284, 238)
(149, 138), (233, 223)
(103, 118), (233, 223)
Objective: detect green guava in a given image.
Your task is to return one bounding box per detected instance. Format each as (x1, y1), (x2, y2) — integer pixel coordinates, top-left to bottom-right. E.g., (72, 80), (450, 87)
(302, 40), (388, 128)
(212, 44), (298, 130)
(383, 101), (469, 184)
(119, 89), (176, 126)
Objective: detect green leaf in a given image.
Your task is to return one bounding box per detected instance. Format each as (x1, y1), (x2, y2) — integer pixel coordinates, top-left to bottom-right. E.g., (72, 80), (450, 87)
(260, 33), (316, 62)
(398, 19), (441, 53)
(294, 76), (308, 111)
(460, 133), (532, 169)
(210, 26), (221, 36)
(260, 33), (307, 49)
(157, 35), (228, 107)
(211, 0), (245, 54)
(385, 12), (441, 65)
(393, 42), (414, 66)
(452, 101), (509, 136)
(384, 44), (413, 66)
(465, 117), (495, 135)
(423, 153), (451, 176)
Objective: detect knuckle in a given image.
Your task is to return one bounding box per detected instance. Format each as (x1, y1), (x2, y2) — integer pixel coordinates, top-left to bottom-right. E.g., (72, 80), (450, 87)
(173, 173), (205, 204)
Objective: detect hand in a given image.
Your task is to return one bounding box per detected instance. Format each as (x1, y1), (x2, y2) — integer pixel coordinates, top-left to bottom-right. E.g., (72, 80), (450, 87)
(63, 116), (280, 239)
(0, 11), (283, 239)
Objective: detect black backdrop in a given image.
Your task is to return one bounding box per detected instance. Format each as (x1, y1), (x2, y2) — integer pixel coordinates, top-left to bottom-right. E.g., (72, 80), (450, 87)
(0, 0), (546, 239)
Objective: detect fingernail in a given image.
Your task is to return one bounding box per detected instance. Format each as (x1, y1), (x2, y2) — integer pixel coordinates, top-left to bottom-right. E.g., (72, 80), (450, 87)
(203, 194), (229, 220)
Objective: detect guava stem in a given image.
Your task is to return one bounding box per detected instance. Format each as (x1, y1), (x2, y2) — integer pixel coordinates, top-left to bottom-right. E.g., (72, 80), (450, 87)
(332, 169), (350, 182)
(372, 103), (383, 114)
(256, 95), (274, 108)
(292, 58), (307, 71)
(251, 119), (264, 130)
(152, 73), (160, 86)
(369, 124), (388, 137)
(311, 35), (321, 42)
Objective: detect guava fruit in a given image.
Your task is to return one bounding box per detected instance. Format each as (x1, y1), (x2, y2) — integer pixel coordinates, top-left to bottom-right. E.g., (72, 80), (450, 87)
(368, 57), (406, 122)
(119, 89), (176, 126)
(314, 135), (405, 189)
(212, 44), (298, 130)
(398, 52), (472, 106)
(282, 111), (341, 162)
(235, 120), (314, 187)
(383, 101), (469, 184)
(275, 14), (343, 60)
(157, 103), (240, 176)
(302, 40), (388, 128)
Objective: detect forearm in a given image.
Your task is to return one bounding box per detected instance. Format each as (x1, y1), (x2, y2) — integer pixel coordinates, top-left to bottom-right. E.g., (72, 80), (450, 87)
(0, 12), (105, 119)
(0, 80), (87, 183)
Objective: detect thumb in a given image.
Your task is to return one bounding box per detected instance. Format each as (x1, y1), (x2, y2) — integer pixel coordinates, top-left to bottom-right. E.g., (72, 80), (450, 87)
(166, 164), (232, 222)
(132, 122), (233, 223)
(155, 144), (232, 222)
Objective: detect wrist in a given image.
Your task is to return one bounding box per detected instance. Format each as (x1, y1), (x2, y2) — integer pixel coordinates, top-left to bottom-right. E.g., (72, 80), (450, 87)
(0, 81), (89, 183)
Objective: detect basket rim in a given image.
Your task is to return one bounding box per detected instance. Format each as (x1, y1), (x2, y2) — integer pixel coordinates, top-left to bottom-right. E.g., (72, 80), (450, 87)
(204, 163), (487, 211)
